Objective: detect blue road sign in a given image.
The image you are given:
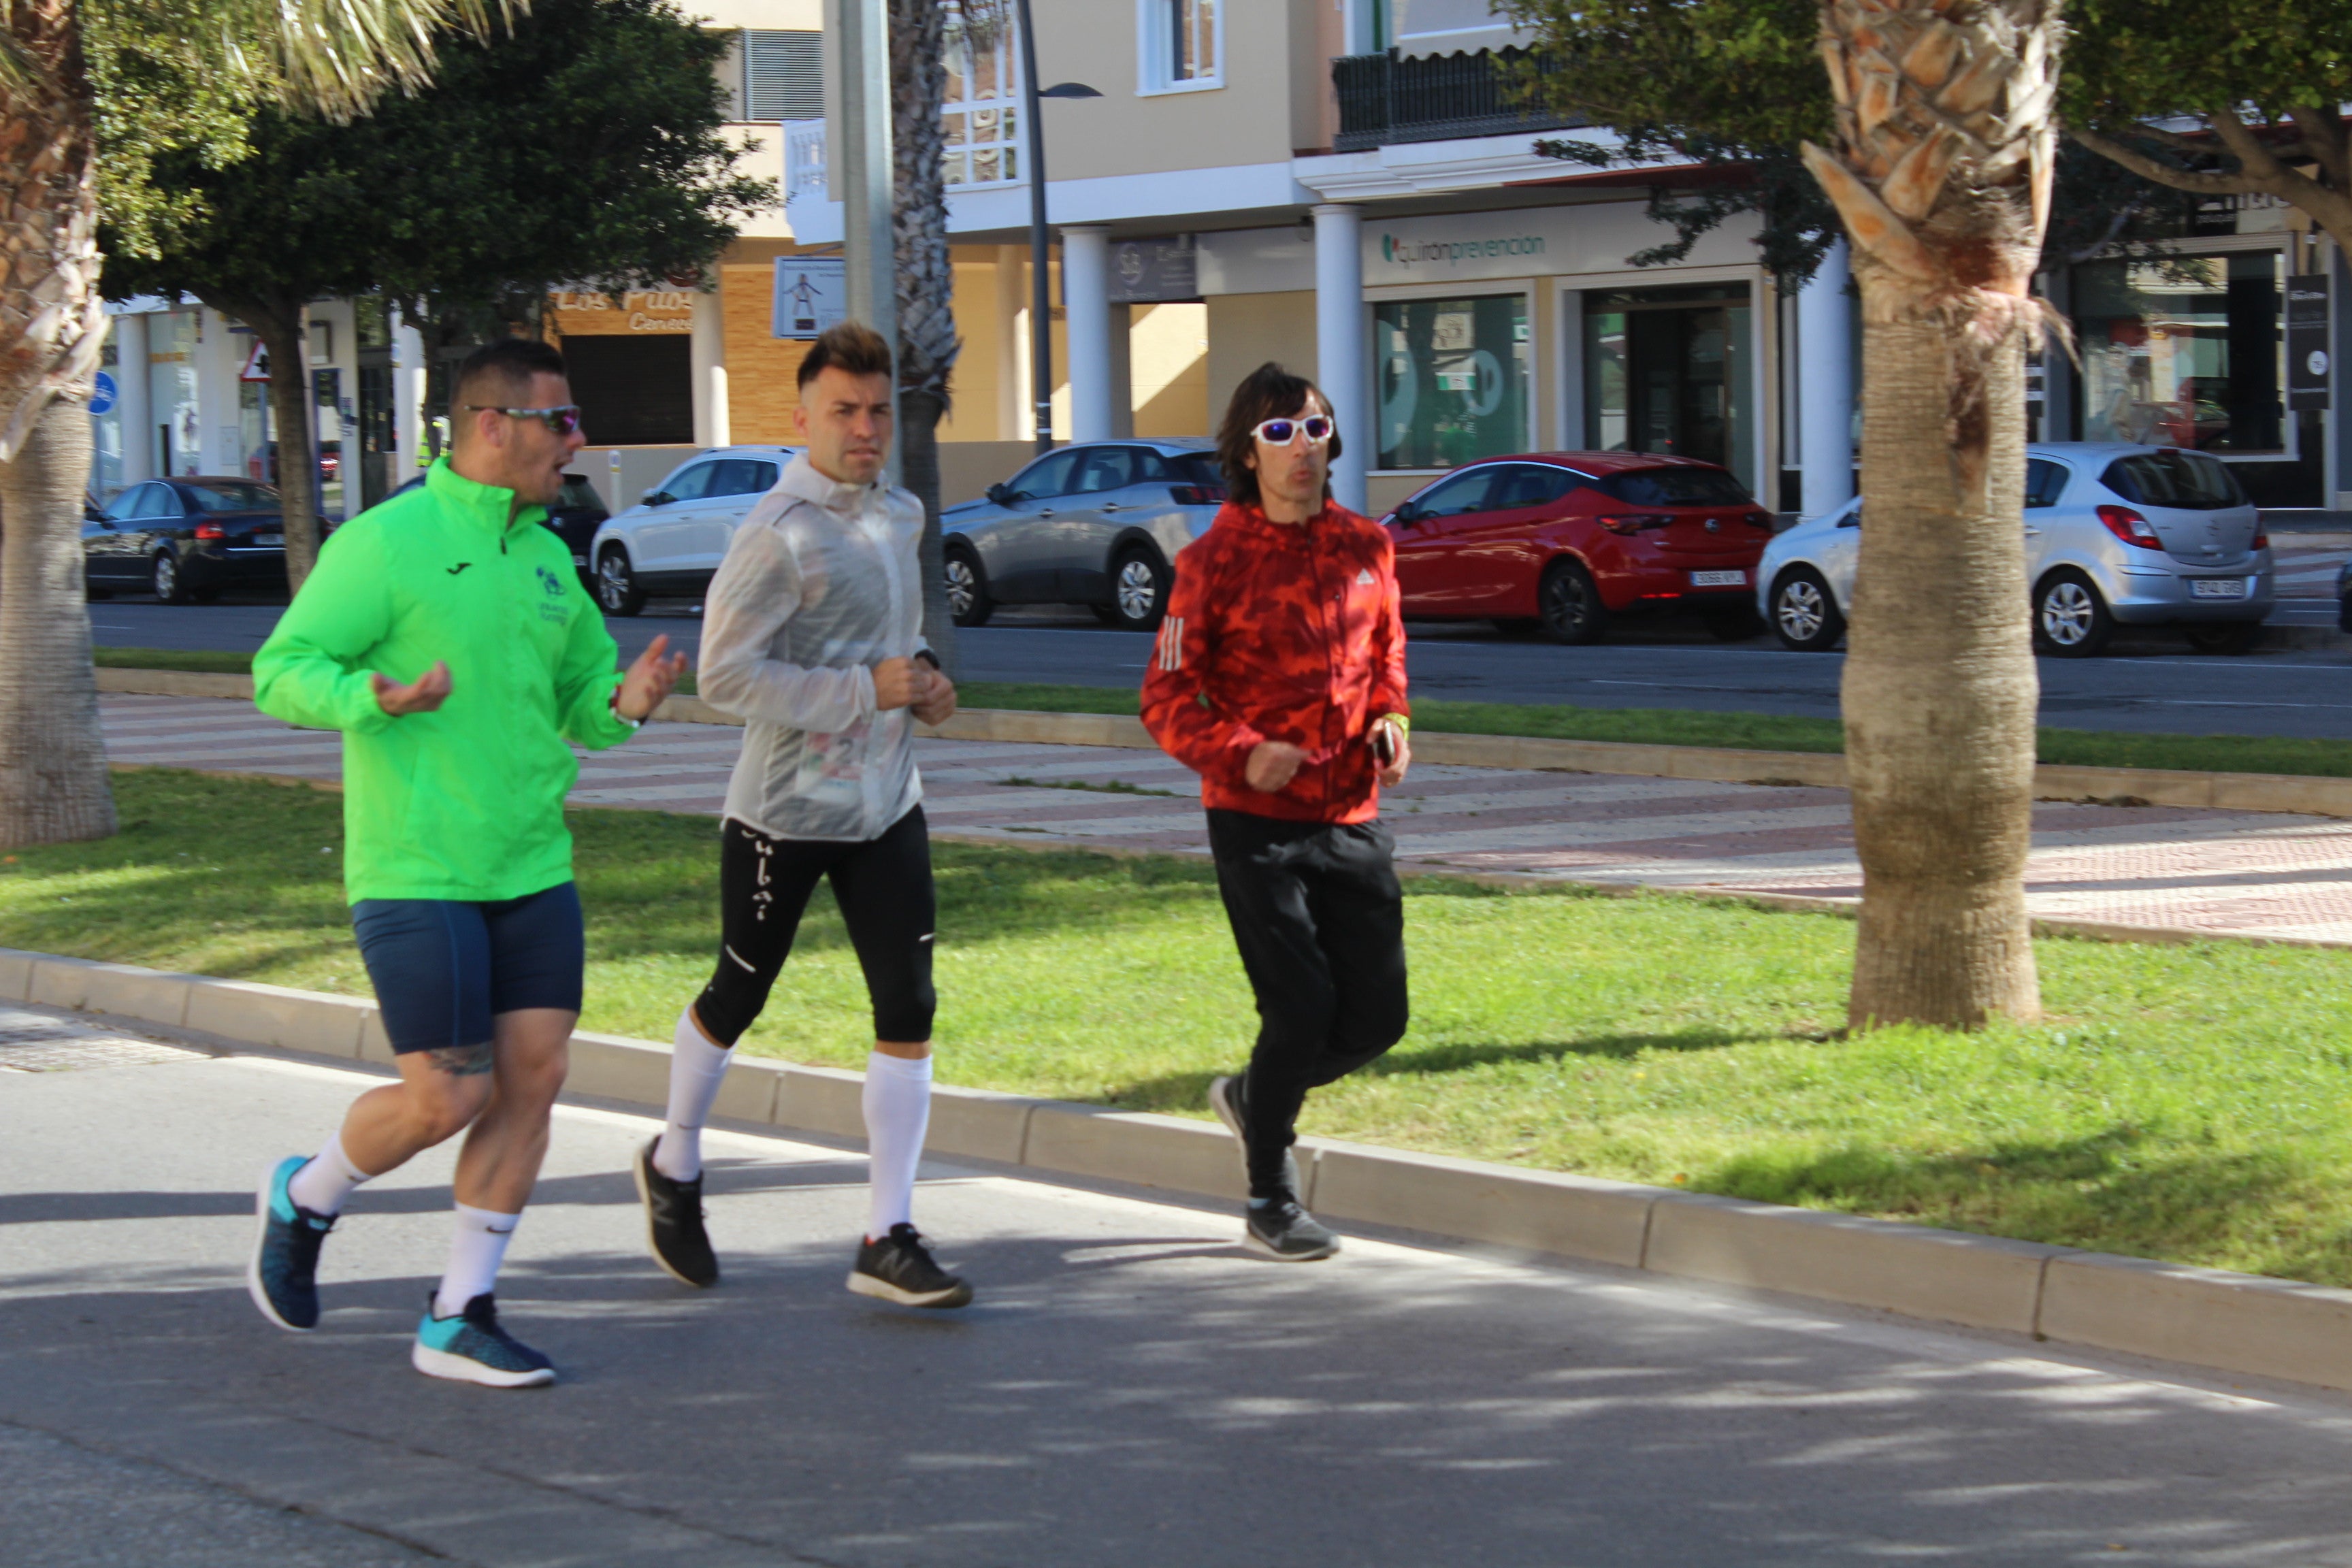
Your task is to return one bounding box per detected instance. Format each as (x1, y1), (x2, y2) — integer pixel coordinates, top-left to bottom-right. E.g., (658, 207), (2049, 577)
(88, 370), (117, 416)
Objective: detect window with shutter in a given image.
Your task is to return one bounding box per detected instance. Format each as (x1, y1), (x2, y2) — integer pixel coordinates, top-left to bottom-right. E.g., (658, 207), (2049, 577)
(742, 30), (823, 123)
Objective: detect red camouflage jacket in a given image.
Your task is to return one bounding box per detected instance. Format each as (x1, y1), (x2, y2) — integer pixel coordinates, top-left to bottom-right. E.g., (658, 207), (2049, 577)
(1141, 500), (1409, 824)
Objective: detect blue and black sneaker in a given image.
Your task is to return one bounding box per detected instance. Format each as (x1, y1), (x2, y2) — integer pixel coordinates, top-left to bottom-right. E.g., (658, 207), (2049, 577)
(412, 1293), (556, 1388)
(247, 1155), (334, 1331)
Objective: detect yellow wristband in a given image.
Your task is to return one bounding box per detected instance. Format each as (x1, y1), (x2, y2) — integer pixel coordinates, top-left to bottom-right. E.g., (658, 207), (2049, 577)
(1377, 713), (1409, 736)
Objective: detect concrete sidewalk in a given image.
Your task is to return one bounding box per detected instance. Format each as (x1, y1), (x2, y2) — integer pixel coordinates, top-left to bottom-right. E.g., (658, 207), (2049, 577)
(102, 693), (2352, 946)
(10, 1006), (2352, 1566)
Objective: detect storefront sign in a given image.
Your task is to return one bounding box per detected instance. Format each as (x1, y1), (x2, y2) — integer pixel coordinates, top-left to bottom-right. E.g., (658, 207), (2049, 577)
(771, 258), (847, 340)
(551, 289), (697, 335)
(1108, 237), (1198, 304)
(2287, 274), (2330, 410)
(1364, 203), (1757, 287)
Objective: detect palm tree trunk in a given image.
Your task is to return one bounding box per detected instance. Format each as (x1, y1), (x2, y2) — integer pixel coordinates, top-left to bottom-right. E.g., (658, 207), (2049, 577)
(1801, 0), (2061, 1029)
(219, 297), (324, 589)
(891, 0), (962, 675)
(0, 0), (114, 845)
(0, 393), (115, 845)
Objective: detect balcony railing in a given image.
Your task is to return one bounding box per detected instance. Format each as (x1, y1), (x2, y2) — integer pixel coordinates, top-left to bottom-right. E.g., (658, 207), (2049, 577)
(1332, 48), (1581, 152)
(783, 118), (826, 206)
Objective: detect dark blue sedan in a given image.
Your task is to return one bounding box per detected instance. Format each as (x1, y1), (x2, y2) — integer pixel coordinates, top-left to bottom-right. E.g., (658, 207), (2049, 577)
(83, 478), (286, 604)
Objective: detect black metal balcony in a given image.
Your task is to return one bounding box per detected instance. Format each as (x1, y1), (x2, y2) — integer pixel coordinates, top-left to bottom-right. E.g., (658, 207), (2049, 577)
(1331, 48), (1582, 152)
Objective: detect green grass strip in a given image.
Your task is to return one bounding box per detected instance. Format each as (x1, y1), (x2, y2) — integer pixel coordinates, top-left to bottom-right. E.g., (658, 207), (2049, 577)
(17, 766), (2352, 1287)
(97, 651), (2352, 781)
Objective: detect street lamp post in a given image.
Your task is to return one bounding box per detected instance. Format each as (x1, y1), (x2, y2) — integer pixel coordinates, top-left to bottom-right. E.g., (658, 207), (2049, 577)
(840, 0), (899, 482)
(1013, 0), (1098, 454)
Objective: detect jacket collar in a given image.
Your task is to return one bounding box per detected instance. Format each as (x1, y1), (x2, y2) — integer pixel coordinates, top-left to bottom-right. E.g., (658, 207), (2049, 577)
(1213, 498), (1347, 540)
(426, 458), (543, 538)
(779, 451), (887, 516)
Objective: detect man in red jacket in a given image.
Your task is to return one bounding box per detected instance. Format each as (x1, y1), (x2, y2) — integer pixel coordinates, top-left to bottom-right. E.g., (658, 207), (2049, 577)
(1142, 362), (1411, 1261)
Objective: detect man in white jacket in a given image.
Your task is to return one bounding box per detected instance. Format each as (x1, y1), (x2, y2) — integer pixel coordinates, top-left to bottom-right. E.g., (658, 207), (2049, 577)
(632, 321), (970, 1307)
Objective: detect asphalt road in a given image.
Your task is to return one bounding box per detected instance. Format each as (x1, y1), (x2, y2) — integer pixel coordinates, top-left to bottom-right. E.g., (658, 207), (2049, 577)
(84, 595), (2352, 741)
(12, 1022), (2352, 1567)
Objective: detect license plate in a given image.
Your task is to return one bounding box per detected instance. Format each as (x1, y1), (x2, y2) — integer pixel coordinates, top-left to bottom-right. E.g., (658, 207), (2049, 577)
(254, 532), (282, 546)
(1689, 569), (1746, 587)
(2189, 577), (2247, 599)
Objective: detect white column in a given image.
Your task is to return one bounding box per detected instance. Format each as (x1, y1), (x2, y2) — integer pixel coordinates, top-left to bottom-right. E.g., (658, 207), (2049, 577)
(1062, 225), (1113, 444)
(392, 308), (429, 480)
(691, 290), (730, 448)
(995, 244), (1025, 440)
(114, 313), (152, 485)
(1314, 202), (1367, 512)
(1798, 238), (1856, 519)
(195, 310), (242, 476)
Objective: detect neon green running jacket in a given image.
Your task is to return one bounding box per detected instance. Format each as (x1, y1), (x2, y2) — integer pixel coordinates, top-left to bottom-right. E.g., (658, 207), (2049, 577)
(255, 459), (639, 903)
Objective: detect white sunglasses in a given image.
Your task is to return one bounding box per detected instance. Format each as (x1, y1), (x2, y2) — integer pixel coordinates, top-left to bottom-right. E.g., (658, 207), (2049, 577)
(1251, 414), (1333, 446)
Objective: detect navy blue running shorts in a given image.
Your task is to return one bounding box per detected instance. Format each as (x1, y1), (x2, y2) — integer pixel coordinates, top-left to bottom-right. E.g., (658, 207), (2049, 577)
(350, 882), (585, 1054)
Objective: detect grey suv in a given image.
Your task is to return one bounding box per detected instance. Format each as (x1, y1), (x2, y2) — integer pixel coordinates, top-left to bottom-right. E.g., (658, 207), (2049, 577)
(940, 440), (1226, 630)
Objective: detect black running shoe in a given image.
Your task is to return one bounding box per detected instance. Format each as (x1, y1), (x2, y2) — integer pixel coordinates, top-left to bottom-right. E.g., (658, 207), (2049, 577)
(848, 1224), (973, 1308)
(1245, 1194), (1340, 1262)
(248, 1155), (335, 1331)
(634, 1137), (719, 1288)
(1207, 1074), (1299, 1195)
(412, 1292), (556, 1388)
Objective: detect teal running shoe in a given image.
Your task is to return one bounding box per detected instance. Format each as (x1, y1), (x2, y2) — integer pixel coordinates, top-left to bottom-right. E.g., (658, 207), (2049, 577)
(247, 1155), (334, 1331)
(412, 1293), (556, 1388)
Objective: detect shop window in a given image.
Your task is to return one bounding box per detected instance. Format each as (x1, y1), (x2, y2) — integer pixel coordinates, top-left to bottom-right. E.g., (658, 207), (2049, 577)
(1140, 0), (1220, 93)
(2076, 252), (2285, 453)
(944, 7), (1019, 187)
(566, 336), (693, 447)
(1583, 282), (1754, 482)
(1373, 294), (1529, 470)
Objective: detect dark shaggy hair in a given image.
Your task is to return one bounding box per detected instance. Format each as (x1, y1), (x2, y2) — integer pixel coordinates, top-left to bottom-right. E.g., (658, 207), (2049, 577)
(797, 320), (894, 390)
(1215, 362), (1339, 508)
(453, 337), (568, 411)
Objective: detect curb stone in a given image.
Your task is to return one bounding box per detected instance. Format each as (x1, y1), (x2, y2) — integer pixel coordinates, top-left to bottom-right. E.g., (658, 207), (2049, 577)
(10, 943), (2351, 1394)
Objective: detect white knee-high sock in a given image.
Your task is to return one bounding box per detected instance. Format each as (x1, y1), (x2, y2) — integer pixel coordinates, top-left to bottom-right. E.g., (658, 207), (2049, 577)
(287, 1132), (371, 1217)
(653, 1007), (735, 1182)
(862, 1051), (933, 1240)
(435, 1204), (520, 1317)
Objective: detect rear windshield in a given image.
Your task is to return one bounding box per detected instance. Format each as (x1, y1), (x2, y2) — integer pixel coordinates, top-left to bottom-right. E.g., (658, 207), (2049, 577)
(2101, 451), (2246, 511)
(182, 482), (278, 512)
(555, 478), (606, 514)
(1169, 451), (1223, 487)
(1597, 467), (1752, 507)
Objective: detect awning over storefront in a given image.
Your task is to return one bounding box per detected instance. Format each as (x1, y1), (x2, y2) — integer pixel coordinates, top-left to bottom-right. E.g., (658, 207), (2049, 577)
(1392, 0), (1534, 59)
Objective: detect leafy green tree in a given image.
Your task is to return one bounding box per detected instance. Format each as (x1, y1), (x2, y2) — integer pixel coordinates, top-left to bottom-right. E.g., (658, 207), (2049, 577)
(0, 0), (495, 848)
(104, 0), (770, 587)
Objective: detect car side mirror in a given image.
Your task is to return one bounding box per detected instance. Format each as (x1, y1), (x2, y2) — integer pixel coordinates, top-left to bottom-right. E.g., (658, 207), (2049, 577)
(985, 482), (1012, 506)
(642, 490), (672, 507)
(1392, 502), (1423, 526)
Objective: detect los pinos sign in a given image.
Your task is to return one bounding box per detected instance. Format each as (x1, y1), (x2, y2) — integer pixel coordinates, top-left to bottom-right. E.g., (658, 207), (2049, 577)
(550, 289), (696, 334)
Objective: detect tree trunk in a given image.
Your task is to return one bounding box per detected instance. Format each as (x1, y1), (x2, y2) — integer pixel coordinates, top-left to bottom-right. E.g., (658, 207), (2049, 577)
(1802, 0), (2061, 1029)
(0, 393), (114, 845)
(891, 0), (962, 675)
(0, 0), (115, 845)
(223, 297), (324, 590)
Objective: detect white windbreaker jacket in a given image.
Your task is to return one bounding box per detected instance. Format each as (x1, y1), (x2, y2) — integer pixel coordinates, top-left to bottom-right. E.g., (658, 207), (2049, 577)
(698, 453), (928, 842)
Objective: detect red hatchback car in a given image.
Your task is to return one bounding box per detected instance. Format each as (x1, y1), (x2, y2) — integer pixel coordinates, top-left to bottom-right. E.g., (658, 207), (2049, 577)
(1379, 453), (1775, 643)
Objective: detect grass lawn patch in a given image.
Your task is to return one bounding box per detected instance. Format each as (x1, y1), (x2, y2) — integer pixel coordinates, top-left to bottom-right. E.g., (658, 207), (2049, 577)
(14, 766), (2352, 1288)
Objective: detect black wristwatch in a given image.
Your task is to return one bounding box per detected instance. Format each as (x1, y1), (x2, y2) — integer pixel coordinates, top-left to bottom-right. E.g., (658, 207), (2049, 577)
(912, 649), (942, 672)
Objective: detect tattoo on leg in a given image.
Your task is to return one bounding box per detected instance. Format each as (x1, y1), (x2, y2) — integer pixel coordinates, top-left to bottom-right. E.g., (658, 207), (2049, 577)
(425, 1043), (495, 1077)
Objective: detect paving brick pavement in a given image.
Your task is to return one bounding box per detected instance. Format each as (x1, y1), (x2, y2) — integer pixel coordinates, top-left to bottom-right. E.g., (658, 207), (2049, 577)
(101, 693), (2352, 945)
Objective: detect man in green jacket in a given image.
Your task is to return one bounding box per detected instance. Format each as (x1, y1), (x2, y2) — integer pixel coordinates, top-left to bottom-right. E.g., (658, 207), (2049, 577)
(246, 338), (685, 1388)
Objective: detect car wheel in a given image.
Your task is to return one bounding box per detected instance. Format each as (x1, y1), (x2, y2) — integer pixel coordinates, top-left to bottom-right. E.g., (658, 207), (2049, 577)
(2033, 570), (2113, 657)
(1106, 546), (1169, 632)
(1535, 559), (1608, 644)
(945, 544), (994, 628)
(151, 551), (191, 604)
(595, 545), (644, 617)
(1768, 568), (1845, 652)
(2184, 621), (2264, 655)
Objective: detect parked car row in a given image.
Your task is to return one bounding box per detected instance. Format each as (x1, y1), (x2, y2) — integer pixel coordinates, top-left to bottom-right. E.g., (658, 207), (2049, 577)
(1759, 444), (2272, 657)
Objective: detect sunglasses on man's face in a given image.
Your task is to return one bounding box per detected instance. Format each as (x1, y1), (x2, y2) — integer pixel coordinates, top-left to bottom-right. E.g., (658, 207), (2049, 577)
(467, 404), (585, 437)
(1252, 414), (1333, 446)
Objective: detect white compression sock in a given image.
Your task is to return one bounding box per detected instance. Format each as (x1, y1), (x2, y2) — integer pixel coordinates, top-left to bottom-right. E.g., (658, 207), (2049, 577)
(863, 1051), (934, 1241)
(287, 1132), (371, 1217)
(653, 1007), (736, 1182)
(435, 1204), (521, 1318)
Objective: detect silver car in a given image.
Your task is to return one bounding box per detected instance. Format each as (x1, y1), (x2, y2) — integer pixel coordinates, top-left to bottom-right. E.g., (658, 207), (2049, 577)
(588, 444), (802, 616)
(940, 440), (1226, 630)
(1757, 442), (2272, 657)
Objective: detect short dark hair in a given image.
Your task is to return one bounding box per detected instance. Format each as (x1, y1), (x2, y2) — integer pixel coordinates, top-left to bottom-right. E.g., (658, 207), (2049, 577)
(453, 337), (568, 412)
(797, 320), (894, 390)
(1215, 362), (1339, 508)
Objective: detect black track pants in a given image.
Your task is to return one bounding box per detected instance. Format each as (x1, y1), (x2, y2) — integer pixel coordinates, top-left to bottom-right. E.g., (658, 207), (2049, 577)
(1206, 809), (1409, 1198)
(694, 806), (936, 1047)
